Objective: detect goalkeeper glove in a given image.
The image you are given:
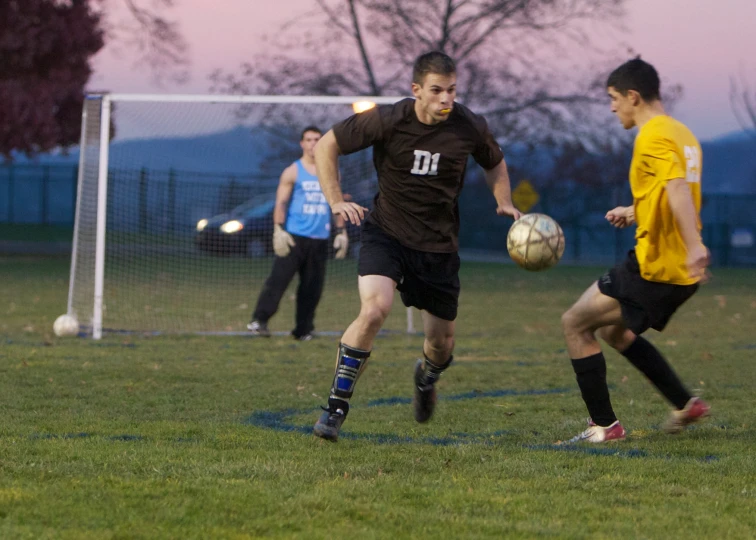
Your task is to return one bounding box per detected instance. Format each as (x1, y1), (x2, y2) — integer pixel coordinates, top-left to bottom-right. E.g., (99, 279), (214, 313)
(273, 224), (295, 257)
(333, 227), (349, 259)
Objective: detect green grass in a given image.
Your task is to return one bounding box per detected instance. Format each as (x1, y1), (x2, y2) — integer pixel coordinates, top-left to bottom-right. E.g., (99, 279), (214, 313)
(85, 253), (407, 334)
(1, 255), (755, 538)
(0, 224), (74, 243)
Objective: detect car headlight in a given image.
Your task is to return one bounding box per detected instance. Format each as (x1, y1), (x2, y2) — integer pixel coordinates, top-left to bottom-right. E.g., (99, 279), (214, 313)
(220, 220), (244, 234)
(196, 219), (208, 232)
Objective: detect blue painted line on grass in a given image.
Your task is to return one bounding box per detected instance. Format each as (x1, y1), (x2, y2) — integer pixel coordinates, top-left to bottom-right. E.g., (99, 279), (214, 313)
(245, 387), (569, 445)
(245, 409), (314, 435)
(526, 443), (649, 458)
(108, 434), (144, 442)
(444, 387), (570, 402)
(244, 407), (513, 446)
(29, 432), (150, 443)
(365, 387), (570, 408)
(245, 386), (721, 458)
(366, 396), (412, 407)
(526, 445), (720, 462)
(339, 429), (513, 446)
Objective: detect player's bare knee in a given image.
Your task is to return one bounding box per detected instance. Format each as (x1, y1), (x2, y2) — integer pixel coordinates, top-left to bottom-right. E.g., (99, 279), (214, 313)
(561, 309), (580, 335)
(426, 335), (454, 359)
(358, 302), (390, 331)
(426, 323), (454, 348)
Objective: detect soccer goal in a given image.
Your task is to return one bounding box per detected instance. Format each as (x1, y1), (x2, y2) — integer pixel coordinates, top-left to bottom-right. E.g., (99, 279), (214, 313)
(66, 93), (416, 338)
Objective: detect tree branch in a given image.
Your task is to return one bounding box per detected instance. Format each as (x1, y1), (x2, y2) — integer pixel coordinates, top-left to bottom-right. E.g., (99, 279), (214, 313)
(730, 72), (756, 136)
(117, 0), (189, 82)
(347, 0), (380, 94)
(314, 0), (356, 36)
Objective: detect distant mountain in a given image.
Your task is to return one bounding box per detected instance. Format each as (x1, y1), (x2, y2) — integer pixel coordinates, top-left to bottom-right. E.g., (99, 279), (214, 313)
(10, 126), (293, 177)
(105, 126), (287, 175)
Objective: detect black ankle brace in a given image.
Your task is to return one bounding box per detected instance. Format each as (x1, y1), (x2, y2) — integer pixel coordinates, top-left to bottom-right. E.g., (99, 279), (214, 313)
(419, 354), (453, 386)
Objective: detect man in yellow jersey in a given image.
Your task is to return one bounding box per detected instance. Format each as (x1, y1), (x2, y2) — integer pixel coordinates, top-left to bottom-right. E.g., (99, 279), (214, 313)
(560, 58), (711, 444)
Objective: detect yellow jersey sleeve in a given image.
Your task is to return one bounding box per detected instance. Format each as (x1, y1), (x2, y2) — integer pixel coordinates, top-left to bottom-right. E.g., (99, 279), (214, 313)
(636, 135), (687, 183)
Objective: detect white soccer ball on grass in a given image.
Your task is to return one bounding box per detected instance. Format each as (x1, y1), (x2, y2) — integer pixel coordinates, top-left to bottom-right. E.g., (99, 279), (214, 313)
(507, 213), (565, 271)
(53, 314), (80, 337)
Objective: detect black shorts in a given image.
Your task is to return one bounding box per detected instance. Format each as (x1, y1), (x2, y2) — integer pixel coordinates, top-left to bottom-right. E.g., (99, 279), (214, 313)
(358, 221), (461, 321)
(597, 250), (698, 334)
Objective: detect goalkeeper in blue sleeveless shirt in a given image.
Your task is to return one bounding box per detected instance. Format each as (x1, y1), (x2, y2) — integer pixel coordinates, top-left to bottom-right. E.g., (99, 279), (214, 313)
(248, 126), (348, 340)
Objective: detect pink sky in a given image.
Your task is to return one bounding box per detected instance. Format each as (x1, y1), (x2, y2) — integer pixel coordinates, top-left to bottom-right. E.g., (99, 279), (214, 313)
(90, 0), (756, 141)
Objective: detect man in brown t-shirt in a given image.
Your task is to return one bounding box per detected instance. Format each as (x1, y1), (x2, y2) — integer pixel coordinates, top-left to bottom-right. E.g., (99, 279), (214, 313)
(313, 51), (521, 442)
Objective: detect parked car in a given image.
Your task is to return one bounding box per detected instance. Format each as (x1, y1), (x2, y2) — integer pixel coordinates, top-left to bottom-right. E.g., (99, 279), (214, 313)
(194, 191), (369, 258)
(194, 196), (276, 257)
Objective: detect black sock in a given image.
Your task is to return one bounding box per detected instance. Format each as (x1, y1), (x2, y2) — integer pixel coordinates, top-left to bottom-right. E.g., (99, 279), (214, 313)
(621, 336), (691, 410)
(571, 353), (617, 427)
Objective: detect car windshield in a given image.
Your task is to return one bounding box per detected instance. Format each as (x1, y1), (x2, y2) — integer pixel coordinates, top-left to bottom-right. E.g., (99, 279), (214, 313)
(232, 199), (275, 218)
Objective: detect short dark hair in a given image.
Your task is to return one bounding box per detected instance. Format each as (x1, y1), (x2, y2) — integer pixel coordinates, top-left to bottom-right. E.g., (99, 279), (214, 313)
(412, 51), (456, 86)
(300, 126), (321, 140)
(607, 58), (661, 102)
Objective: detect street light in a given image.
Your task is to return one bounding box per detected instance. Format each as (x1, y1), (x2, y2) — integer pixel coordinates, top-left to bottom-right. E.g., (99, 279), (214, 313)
(351, 101), (377, 188)
(352, 101), (376, 114)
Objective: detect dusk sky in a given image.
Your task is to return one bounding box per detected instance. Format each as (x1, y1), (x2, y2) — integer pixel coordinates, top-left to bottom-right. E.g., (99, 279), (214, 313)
(89, 0), (756, 142)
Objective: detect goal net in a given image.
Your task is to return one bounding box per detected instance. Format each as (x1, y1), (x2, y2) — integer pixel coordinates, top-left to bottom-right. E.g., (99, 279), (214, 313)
(66, 94), (412, 338)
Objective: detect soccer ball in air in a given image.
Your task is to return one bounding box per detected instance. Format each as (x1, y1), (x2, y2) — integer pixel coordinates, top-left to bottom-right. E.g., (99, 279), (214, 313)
(507, 213), (565, 271)
(53, 314), (79, 337)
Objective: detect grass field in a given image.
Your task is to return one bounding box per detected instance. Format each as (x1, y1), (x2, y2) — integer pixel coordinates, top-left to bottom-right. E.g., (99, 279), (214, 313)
(0, 224), (74, 243)
(1, 255), (755, 538)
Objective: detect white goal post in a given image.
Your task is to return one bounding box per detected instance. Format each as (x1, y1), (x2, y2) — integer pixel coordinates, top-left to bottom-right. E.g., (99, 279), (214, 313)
(66, 93), (417, 338)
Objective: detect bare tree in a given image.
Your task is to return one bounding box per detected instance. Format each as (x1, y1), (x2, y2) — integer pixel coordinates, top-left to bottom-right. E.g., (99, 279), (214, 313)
(210, 0), (631, 147)
(94, 0), (189, 83)
(730, 70), (756, 138)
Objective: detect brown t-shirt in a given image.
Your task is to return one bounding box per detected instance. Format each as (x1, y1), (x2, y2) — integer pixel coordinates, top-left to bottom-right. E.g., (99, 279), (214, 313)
(332, 98), (503, 252)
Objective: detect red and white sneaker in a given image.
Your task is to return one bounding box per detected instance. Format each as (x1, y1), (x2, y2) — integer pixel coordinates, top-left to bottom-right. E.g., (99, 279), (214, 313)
(564, 420), (626, 444)
(663, 397), (711, 434)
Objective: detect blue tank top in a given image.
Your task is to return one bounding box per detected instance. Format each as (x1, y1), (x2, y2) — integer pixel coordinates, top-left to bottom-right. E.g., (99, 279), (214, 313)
(285, 160), (331, 239)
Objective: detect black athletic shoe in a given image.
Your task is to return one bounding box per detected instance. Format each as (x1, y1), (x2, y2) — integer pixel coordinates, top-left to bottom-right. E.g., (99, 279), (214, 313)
(313, 404), (348, 442)
(413, 358), (437, 423)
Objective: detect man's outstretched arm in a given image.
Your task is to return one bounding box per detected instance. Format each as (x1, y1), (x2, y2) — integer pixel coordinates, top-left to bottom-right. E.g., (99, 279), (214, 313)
(314, 130), (368, 225)
(484, 159), (521, 220)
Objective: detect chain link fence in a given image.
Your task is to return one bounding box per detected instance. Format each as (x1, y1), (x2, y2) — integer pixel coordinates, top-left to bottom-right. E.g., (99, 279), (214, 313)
(2, 163), (755, 266)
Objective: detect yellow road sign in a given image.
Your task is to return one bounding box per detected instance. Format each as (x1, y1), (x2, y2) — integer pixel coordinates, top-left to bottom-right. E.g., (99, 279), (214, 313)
(512, 179), (539, 213)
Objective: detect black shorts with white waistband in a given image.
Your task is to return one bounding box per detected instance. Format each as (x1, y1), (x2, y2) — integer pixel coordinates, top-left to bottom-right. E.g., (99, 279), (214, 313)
(358, 221), (460, 321)
(597, 250), (698, 334)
